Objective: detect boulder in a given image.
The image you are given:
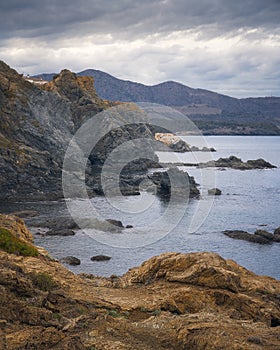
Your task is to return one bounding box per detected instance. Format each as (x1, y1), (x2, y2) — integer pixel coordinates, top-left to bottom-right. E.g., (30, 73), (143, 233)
(148, 167), (200, 199)
(91, 255), (111, 261)
(208, 188), (222, 195)
(274, 227), (280, 235)
(45, 229), (75, 236)
(60, 256), (81, 266)
(126, 225), (133, 229)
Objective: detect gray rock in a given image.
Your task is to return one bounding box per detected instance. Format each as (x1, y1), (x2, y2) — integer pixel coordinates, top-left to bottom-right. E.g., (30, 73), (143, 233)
(223, 230), (271, 244)
(274, 227), (280, 235)
(45, 229), (75, 236)
(91, 255), (111, 261)
(60, 256), (81, 265)
(254, 229), (274, 241)
(106, 219), (124, 228)
(208, 188), (222, 195)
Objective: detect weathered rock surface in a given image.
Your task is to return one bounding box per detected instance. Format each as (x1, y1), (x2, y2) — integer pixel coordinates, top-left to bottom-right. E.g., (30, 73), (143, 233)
(200, 155), (276, 170)
(224, 229), (280, 244)
(148, 167), (200, 199)
(1, 214), (280, 349)
(45, 229), (75, 236)
(0, 60), (158, 201)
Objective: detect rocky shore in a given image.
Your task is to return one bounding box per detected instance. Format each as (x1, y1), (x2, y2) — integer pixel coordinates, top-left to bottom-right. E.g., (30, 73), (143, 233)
(1, 213), (280, 349)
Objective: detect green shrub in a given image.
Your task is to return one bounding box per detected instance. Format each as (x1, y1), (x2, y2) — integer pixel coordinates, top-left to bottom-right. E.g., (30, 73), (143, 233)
(0, 228), (39, 257)
(29, 271), (57, 291)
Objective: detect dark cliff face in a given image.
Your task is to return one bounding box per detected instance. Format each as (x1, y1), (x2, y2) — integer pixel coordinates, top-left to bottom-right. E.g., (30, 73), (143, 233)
(0, 61), (157, 200)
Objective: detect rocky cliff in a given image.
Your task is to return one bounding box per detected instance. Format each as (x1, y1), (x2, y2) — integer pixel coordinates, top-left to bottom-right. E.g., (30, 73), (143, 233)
(1, 213), (280, 349)
(0, 61), (157, 200)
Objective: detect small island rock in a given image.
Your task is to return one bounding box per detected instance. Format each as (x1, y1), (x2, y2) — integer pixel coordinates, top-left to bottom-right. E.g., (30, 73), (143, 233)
(91, 255), (111, 261)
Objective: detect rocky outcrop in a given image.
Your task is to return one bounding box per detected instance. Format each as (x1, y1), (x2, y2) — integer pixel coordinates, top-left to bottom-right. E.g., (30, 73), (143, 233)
(148, 167), (200, 199)
(0, 60), (158, 201)
(155, 133), (216, 152)
(1, 215), (280, 349)
(200, 156), (276, 170)
(208, 188), (222, 195)
(224, 228), (280, 244)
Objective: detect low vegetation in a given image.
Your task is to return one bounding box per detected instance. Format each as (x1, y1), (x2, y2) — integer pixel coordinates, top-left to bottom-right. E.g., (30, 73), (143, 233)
(0, 227), (39, 257)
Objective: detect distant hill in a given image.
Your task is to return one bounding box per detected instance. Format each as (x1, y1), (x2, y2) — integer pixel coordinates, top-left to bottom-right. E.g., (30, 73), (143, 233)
(35, 70), (280, 135)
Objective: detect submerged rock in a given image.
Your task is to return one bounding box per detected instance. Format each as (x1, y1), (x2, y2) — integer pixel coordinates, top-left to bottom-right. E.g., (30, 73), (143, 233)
(91, 255), (111, 261)
(106, 219), (124, 228)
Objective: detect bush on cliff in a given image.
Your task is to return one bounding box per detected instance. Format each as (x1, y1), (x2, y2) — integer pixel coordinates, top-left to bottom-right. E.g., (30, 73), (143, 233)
(0, 227), (39, 257)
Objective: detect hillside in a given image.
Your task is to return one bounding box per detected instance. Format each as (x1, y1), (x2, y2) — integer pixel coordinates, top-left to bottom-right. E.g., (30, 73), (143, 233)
(0, 61), (157, 201)
(36, 69), (280, 135)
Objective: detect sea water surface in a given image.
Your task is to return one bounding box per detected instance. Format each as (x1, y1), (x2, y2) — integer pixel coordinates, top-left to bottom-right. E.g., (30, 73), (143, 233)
(3, 136), (280, 279)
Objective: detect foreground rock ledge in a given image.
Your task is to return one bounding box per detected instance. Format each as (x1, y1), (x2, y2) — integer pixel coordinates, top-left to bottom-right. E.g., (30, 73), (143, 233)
(1, 214), (280, 349)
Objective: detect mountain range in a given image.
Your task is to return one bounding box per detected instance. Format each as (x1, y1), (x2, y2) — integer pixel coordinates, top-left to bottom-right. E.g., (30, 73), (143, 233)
(36, 69), (280, 135)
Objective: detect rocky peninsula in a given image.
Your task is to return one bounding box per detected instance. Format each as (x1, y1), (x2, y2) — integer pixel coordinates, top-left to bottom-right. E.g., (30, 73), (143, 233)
(1, 213), (280, 349)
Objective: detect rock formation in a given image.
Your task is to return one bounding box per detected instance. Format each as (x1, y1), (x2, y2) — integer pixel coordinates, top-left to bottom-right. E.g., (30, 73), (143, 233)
(0, 60), (158, 201)
(199, 156), (276, 170)
(1, 213), (280, 349)
(224, 228), (280, 244)
(148, 167), (200, 199)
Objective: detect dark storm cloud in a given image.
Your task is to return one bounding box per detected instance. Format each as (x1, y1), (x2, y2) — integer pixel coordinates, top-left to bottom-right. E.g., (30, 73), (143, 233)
(0, 0), (279, 40)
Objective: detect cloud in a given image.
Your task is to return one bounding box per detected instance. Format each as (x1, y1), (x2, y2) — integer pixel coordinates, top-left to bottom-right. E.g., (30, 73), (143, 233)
(0, 0), (279, 97)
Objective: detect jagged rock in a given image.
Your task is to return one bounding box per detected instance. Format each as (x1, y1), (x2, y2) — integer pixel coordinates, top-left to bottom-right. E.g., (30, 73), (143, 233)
(60, 256), (81, 266)
(91, 255), (111, 261)
(208, 188), (222, 195)
(224, 230), (272, 244)
(148, 167), (200, 199)
(274, 227), (280, 235)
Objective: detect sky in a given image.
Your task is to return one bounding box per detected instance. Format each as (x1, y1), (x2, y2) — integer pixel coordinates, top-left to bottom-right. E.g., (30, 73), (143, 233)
(0, 0), (279, 98)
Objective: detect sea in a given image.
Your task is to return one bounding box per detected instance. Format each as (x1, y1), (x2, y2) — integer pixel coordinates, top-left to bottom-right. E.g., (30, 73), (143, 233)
(2, 136), (280, 279)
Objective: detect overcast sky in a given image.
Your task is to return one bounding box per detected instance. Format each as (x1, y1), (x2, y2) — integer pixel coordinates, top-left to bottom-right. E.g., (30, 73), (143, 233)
(0, 0), (279, 98)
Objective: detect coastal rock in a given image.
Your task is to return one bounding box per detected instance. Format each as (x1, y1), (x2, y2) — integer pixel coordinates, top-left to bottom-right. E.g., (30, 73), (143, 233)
(45, 229), (75, 236)
(274, 227), (280, 235)
(60, 256), (81, 266)
(223, 230), (272, 244)
(148, 167), (200, 199)
(254, 229), (274, 241)
(0, 60), (159, 201)
(199, 155), (276, 170)
(0, 214), (33, 243)
(208, 188), (222, 195)
(91, 255), (111, 261)
(155, 133), (216, 152)
(1, 216), (280, 349)
(106, 219), (124, 228)
(155, 133), (191, 152)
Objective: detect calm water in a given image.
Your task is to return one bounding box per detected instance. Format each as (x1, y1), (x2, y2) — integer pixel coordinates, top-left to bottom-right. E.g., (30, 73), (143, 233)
(3, 136), (280, 279)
